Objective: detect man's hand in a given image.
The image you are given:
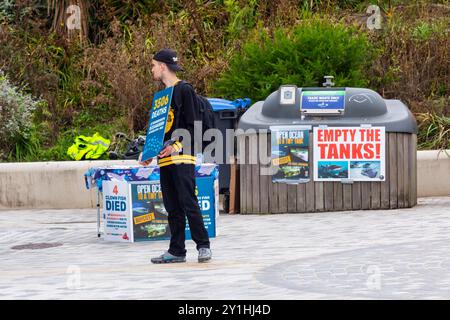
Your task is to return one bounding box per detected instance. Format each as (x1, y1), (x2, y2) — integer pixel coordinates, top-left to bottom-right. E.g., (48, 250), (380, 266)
(158, 145), (175, 158)
(138, 152), (153, 166)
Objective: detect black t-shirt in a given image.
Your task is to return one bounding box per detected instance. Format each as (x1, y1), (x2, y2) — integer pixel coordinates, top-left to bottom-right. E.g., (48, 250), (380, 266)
(158, 81), (200, 166)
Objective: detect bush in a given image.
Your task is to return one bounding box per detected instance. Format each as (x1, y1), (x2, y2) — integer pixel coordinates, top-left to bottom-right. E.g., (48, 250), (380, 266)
(213, 17), (377, 101)
(368, 8), (449, 113)
(0, 0), (15, 23)
(416, 98), (450, 152)
(0, 70), (44, 160)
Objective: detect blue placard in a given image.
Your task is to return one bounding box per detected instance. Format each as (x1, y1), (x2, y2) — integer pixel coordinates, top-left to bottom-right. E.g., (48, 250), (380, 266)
(141, 87), (174, 161)
(301, 90), (345, 113)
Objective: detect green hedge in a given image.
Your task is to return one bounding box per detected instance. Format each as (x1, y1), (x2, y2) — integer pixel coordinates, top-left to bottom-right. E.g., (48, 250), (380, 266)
(213, 18), (377, 102)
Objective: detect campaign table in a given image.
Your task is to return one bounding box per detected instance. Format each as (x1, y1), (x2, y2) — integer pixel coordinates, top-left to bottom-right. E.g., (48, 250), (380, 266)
(84, 163), (219, 242)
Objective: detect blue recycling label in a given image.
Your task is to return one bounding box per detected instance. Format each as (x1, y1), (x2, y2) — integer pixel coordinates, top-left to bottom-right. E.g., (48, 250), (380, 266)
(301, 90), (345, 111)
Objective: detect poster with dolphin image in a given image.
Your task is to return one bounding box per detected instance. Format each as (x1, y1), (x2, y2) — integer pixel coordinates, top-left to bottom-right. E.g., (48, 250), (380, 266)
(270, 125), (311, 184)
(313, 126), (385, 181)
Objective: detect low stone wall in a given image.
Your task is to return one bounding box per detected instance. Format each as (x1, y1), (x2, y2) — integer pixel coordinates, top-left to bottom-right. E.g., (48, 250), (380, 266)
(0, 150), (448, 209)
(417, 150), (450, 197)
(0, 159), (139, 209)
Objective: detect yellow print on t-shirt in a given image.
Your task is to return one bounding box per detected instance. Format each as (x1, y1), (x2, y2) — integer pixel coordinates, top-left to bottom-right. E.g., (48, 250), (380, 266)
(165, 107), (174, 133)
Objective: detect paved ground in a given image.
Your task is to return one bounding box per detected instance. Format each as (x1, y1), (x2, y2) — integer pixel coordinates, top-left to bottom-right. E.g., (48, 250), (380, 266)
(0, 197), (449, 300)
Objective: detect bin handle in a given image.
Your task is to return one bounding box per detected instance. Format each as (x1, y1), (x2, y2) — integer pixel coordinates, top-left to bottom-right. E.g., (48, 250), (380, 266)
(219, 109), (237, 119)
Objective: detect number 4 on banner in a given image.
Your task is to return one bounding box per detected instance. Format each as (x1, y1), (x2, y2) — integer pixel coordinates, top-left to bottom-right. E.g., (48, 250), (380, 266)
(113, 185), (118, 195)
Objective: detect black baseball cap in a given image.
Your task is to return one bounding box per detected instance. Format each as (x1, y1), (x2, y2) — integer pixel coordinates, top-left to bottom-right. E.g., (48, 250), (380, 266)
(153, 48), (183, 72)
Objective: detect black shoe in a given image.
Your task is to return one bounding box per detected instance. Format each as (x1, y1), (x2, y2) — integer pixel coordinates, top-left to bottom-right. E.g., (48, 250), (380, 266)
(151, 251), (186, 264)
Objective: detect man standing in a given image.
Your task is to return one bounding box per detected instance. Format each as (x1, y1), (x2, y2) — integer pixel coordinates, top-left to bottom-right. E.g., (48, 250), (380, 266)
(139, 49), (212, 263)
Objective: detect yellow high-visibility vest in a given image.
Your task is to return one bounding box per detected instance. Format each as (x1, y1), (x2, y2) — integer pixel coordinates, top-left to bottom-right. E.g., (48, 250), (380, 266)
(67, 132), (110, 160)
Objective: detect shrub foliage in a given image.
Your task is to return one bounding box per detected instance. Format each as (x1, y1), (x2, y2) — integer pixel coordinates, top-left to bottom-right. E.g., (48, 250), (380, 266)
(213, 18), (377, 102)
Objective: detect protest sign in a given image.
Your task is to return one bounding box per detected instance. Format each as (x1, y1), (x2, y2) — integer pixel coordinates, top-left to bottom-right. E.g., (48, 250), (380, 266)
(313, 126), (385, 181)
(141, 86), (174, 161)
(270, 125), (311, 184)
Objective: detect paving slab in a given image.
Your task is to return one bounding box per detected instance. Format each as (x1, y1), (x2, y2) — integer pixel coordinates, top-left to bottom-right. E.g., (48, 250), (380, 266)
(0, 197), (449, 300)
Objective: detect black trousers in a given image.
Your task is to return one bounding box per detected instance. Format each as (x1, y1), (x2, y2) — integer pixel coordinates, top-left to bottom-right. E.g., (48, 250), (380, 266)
(160, 163), (210, 256)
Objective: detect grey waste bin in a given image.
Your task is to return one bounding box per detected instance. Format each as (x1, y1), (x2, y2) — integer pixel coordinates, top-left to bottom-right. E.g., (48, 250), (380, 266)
(236, 81), (417, 214)
(207, 98), (250, 213)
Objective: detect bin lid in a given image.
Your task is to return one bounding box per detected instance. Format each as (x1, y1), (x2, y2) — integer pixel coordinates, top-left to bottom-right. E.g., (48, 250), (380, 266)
(207, 98), (251, 111)
(237, 86), (417, 134)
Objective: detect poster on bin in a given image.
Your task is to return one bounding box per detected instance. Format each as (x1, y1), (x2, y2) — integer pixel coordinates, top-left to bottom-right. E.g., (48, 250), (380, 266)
(141, 86), (174, 162)
(313, 126), (385, 181)
(102, 180), (133, 242)
(130, 178), (217, 242)
(270, 125), (311, 184)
